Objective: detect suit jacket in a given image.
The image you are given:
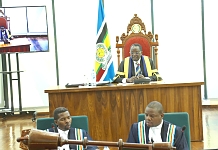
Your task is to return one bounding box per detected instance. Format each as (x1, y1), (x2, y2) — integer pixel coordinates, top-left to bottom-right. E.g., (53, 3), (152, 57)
(114, 56), (161, 83)
(48, 127), (98, 150)
(127, 120), (189, 150)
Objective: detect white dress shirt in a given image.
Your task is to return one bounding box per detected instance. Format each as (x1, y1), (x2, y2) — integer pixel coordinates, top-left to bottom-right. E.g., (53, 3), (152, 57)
(149, 119), (163, 142)
(57, 128), (70, 150)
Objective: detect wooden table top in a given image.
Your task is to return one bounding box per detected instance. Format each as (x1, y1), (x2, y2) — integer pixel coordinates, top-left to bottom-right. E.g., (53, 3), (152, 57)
(44, 81), (204, 93)
(0, 38), (31, 48)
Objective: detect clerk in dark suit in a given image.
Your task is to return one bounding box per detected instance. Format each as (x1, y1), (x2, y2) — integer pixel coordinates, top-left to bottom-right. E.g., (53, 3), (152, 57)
(127, 101), (189, 150)
(47, 107), (98, 150)
(113, 43), (162, 83)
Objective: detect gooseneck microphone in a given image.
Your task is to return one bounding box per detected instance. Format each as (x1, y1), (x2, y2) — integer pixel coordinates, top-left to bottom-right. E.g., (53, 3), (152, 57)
(51, 123), (57, 132)
(151, 137), (154, 144)
(181, 126), (186, 132)
(174, 125), (186, 146)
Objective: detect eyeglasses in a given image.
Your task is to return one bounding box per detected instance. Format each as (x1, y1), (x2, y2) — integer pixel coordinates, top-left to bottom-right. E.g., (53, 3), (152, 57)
(129, 51), (141, 55)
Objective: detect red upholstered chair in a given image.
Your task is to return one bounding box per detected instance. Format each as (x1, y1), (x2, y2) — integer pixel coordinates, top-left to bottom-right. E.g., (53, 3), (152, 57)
(0, 17), (8, 29)
(116, 14), (159, 69)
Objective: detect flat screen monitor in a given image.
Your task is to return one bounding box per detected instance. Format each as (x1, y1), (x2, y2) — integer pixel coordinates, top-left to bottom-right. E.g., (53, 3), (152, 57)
(0, 6), (49, 53)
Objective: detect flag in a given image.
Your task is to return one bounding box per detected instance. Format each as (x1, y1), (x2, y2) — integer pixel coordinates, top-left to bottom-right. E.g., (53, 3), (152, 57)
(95, 0), (115, 82)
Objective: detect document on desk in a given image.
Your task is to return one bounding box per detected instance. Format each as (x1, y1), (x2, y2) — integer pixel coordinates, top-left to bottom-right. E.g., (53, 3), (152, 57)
(66, 81), (111, 88)
(117, 81), (160, 86)
(117, 83), (134, 86)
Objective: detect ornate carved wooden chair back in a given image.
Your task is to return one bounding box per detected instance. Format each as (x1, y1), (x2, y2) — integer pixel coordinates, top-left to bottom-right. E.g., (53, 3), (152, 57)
(116, 14), (159, 69)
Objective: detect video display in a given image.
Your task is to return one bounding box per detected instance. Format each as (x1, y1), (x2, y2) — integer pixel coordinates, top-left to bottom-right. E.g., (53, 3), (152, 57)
(0, 6), (49, 53)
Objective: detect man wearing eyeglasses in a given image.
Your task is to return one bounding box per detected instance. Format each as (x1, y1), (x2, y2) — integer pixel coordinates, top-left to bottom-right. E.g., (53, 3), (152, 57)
(126, 101), (189, 150)
(113, 43), (162, 83)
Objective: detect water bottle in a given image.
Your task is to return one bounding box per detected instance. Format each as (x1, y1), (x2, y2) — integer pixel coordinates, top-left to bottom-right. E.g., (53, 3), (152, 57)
(83, 74), (89, 87)
(90, 69), (96, 86)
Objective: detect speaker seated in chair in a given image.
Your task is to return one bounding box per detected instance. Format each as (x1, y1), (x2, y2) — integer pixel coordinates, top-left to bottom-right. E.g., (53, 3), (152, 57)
(113, 14), (162, 83)
(127, 101), (189, 150)
(36, 107), (98, 150)
(138, 108), (191, 150)
(0, 17), (12, 44)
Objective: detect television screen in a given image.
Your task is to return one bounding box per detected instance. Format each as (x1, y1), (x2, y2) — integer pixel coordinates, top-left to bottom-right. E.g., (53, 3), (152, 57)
(0, 6), (49, 53)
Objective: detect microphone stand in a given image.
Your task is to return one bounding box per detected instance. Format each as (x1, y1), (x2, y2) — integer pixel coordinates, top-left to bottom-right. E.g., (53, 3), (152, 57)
(173, 125), (186, 147)
(51, 123), (57, 132)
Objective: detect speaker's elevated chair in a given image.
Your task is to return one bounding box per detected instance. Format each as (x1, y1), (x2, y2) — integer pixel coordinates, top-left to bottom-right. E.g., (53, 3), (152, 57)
(36, 115), (89, 132)
(116, 14), (159, 69)
(138, 112), (191, 150)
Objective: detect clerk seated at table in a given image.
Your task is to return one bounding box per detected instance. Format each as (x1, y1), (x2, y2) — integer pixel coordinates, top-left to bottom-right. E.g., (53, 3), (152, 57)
(113, 43), (162, 83)
(127, 101), (189, 150)
(46, 107), (98, 150)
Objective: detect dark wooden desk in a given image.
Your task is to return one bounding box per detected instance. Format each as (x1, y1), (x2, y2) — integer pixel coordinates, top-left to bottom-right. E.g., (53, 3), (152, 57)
(0, 38), (30, 53)
(45, 81), (204, 142)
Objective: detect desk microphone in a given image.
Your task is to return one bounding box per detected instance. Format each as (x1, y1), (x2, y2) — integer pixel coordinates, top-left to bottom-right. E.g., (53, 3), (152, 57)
(51, 123), (57, 132)
(174, 125), (186, 146)
(151, 137), (154, 144)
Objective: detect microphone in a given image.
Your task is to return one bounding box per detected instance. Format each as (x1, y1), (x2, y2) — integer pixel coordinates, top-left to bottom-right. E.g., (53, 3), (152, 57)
(51, 123), (56, 132)
(181, 126), (186, 132)
(174, 125), (186, 146)
(151, 137), (154, 144)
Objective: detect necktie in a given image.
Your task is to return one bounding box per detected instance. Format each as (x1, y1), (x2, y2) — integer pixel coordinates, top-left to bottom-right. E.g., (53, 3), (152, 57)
(135, 62), (141, 76)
